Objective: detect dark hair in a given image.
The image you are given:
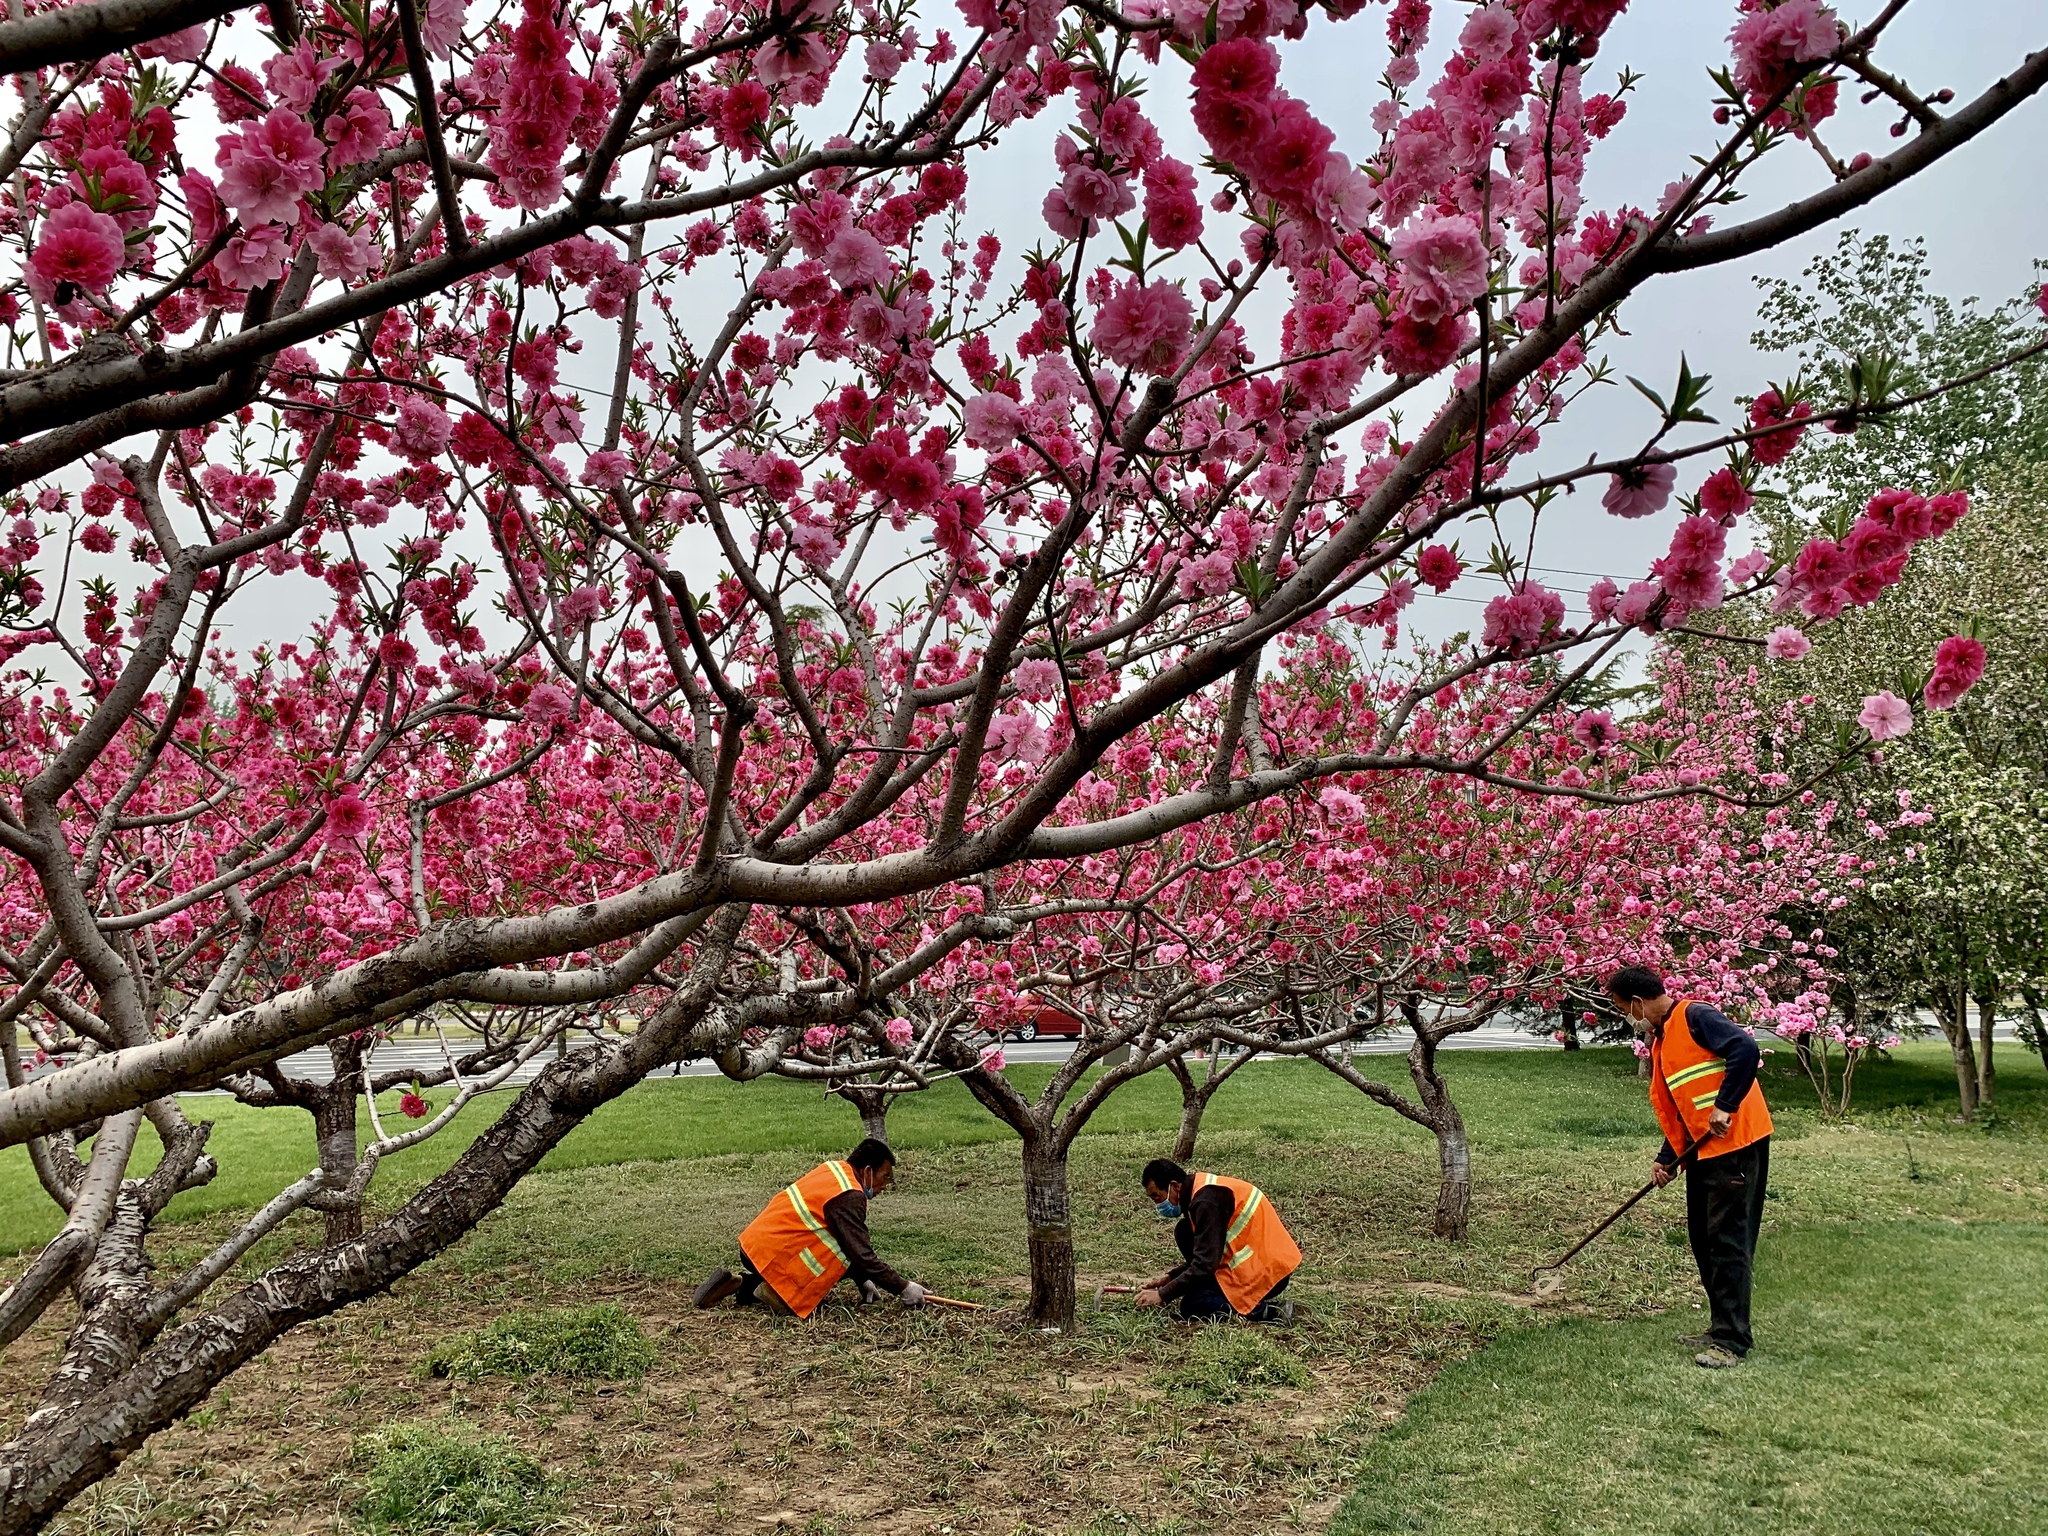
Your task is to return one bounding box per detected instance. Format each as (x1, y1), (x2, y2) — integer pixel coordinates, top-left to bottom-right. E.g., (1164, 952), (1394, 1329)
(1605, 966), (1666, 1003)
(1141, 1158), (1188, 1193)
(848, 1138), (896, 1172)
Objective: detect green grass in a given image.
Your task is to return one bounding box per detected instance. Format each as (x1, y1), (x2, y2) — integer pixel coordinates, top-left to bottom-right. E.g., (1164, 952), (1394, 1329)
(1152, 1325), (1312, 1402)
(422, 1302), (657, 1382)
(1330, 1220), (2048, 1536)
(351, 1422), (563, 1535)
(10, 1038), (2037, 1256)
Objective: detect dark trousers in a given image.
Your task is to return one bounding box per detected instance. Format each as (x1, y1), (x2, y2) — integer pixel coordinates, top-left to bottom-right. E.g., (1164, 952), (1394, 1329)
(1686, 1136), (1769, 1355)
(1176, 1271), (1289, 1321)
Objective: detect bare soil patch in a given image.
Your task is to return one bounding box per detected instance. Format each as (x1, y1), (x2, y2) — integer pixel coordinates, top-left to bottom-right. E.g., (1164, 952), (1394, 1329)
(8, 1260), (1524, 1536)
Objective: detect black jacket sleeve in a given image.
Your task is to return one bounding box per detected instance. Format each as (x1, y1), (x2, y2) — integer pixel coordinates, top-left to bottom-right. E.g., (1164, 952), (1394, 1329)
(1683, 1003), (1762, 1112)
(821, 1188), (907, 1295)
(1156, 1184), (1233, 1302)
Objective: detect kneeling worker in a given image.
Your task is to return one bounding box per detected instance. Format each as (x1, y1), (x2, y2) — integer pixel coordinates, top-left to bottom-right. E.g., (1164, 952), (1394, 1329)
(693, 1139), (927, 1316)
(1135, 1159), (1300, 1323)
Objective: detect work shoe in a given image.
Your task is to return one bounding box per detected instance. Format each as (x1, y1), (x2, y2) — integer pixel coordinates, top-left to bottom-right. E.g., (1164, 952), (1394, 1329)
(1694, 1346), (1744, 1369)
(1676, 1332), (1716, 1349)
(693, 1267), (742, 1309)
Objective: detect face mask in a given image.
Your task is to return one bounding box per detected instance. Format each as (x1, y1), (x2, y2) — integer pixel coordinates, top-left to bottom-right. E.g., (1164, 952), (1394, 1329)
(1155, 1200), (1182, 1219)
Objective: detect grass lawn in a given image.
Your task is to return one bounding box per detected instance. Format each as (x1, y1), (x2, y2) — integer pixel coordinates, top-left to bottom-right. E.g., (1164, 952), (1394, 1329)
(4, 1041), (2046, 1535)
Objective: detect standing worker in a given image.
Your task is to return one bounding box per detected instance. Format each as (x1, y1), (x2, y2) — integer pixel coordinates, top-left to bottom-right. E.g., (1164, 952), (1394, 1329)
(693, 1139), (928, 1317)
(1606, 966), (1773, 1369)
(1134, 1159), (1300, 1323)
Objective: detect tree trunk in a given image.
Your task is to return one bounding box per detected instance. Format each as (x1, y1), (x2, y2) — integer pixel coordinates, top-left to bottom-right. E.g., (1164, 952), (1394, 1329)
(314, 1038), (366, 1247)
(1021, 1136), (1075, 1331)
(1165, 1057), (1209, 1162)
(1405, 1022), (1471, 1242)
(312, 1092), (362, 1247)
(1559, 1004), (1581, 1050)
(1937, 990), (1980, 1122)
(1975, 985), (1996, 1108)
(1430, 1095), (1471, 1241)
(2022, 988), (2048, 1079)
(834, 1084), (890, 1144)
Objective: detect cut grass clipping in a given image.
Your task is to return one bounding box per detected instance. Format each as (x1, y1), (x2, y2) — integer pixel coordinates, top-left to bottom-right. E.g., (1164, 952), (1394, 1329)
(352, 1423), (563, 1535)
(1153, 1325), (1310, 1403)
(423, 1302), (656, 1382)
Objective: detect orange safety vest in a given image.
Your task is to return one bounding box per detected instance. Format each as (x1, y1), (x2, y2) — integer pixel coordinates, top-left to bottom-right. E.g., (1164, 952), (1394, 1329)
(1192, 1171), (1303, 1315)
(1648, 999), (1773, 1164)
(737, 1159), (863, 1319)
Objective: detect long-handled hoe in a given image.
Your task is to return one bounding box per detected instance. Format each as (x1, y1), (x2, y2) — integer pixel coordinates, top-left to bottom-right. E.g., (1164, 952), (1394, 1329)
(1530, 1131), (1704, 1300)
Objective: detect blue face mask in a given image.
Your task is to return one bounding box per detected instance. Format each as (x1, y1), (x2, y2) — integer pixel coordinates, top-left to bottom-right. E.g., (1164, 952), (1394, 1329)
(1155, 1200), (1182, 1219)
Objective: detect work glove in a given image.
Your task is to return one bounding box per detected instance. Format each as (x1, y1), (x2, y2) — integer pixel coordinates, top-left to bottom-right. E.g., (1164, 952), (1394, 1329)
(859, 1279), (884, 1305)
(900, 1281), (927, 1308)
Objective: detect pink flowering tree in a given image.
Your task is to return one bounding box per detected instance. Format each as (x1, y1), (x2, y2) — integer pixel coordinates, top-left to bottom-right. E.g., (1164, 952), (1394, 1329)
(0, 0), (2040, 1519)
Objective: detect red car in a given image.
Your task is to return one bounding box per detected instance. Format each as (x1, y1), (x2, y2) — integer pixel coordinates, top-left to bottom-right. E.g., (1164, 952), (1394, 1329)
(1005, 1004), (1087, 1041)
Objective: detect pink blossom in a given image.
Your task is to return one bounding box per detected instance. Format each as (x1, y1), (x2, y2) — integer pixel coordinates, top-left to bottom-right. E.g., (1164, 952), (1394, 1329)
(802, 1025), (842, 1051)
(264, 42), (338, 114)
(865, 41), (906, 80)
(1728, 550), (1773, 586)
(1481, 581), (1565, 654)
(1389, 212), (1489, 323)
(1748, 389), (1812, 466)
(181, 171), (228, 248)
(524, 682), (574, 725)
(1320, 785), (1365, 821)
(987, 710), (1051, 765)
(1765, 626), (1811, 662)
(138, 25), (208, 62)
(422, 0), (467, 57)
(391, 397), (452, 462)
(216, 109), (328, 225)
(581, 450), (632, 490)
(311, 221), (377, 280)
(885, 1015), (915, 1048)
(1460, 4), (1518, 60)
(28, 203), (125, 301)
(1613, 580), (1661, 629)
(1572, 709), (1618, 753)
(323, 91), (392, 168)
(823, 226), (892, 290)
(1416, 544), (1462, 591)
(963, 391), (1023, 450)
(215, 223), (292, 289)
(1602, 462), (1676, 519)
(978, 1044), (1008, 1073)
(325, 789), (374, 841)
(1923, 635), (1986, 710)
(1699, 466), (1753, 522)
(1013, 658), (1063, 701)
(399, 1090), (429, 1119)
(80, 523), (116, 554)
(1730, 0), (1840, 102)
(789, 521), (843, 570)
(1857, 691), (1913, 742)
(1142, 157), (1204, 251)
(1091, 277), (1194, 377)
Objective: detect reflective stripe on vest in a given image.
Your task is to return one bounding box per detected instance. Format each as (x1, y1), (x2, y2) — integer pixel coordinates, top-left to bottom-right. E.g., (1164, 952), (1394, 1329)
(737, 1160), (861, 1319)
(1192, 1172), (1303, 1314)
(1647, 1001), (1773, 1163)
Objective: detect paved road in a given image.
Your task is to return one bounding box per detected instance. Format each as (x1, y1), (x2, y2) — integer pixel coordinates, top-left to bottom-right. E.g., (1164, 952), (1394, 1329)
(17, 1018), (2026, 1095)
(203, 1019), (1565, 1091)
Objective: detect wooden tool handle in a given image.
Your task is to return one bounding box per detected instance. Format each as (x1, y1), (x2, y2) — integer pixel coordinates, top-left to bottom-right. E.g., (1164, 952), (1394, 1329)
(920, 1293), (985, 1311)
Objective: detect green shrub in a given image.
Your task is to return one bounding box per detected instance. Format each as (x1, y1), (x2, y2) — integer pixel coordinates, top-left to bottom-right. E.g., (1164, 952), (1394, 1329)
(352, 1423), (562, 1535)
(424, 1302), (656, 1382)
(1151, 1325), (1309, 1403)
